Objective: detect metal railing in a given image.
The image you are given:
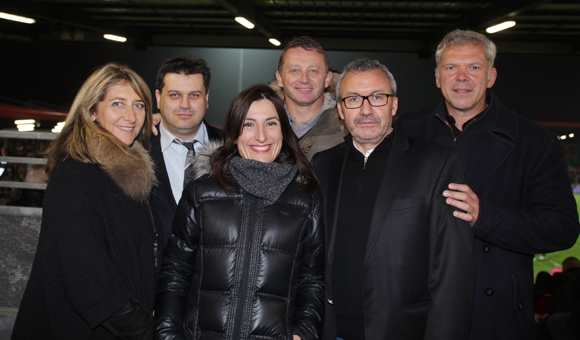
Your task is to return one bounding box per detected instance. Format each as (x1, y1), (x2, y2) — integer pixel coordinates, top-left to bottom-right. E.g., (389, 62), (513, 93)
(0, 130), (55, 209)
(0, 130), (56, 309)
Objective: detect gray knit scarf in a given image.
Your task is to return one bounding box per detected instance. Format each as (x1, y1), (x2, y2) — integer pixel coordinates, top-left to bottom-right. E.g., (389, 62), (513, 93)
(228, 156), (298, 205)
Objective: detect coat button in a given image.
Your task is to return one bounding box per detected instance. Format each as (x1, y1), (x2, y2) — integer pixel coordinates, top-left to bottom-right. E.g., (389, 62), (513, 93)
(327, 299), (333, 305)
(486, 288), (493, 296)
(483, 245), (490, 253)
(518, 302), (524, 310)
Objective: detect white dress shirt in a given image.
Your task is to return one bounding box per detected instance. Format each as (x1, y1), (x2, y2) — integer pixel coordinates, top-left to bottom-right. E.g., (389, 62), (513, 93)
(159, 120), (209, 203)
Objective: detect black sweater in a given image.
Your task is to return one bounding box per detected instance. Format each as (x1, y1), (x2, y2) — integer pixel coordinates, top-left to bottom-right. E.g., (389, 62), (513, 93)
(333, 133), (393, 340)
(12, 159), (157, 340)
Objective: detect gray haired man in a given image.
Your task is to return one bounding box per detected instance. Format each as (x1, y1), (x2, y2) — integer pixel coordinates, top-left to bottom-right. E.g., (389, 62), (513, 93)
(397, 29), (580, 340)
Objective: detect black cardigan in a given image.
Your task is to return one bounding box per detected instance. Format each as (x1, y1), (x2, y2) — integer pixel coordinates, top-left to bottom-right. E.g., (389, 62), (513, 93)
(12, 159), (157, 340)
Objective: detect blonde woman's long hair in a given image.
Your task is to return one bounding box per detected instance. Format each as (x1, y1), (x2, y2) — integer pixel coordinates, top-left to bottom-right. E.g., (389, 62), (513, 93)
(46, 63), (152, 175)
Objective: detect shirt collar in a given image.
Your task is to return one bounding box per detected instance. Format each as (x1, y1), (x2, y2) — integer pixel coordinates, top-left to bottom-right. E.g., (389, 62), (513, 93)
(285, 92), (332, 138)
(444, 93), (492, 132)
(159, 120), (207, 152)
(353, 142), (375, 158)
(347, 127), (395, 157)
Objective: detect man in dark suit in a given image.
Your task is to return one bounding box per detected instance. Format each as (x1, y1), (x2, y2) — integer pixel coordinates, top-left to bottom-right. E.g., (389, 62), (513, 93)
(150, 56), (221, 246)
(396, 30), (580, 340)
(311, 58), (474, 340)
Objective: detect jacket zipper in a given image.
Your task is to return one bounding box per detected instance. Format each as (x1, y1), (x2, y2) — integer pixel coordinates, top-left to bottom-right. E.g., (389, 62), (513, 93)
(436, 114), (457, 147)
(436, 113), (478, 148)
(232, 197), (259, 339)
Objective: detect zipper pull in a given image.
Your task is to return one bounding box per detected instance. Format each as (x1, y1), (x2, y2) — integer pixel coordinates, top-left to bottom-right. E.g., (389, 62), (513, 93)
(364, 156), (368, 169)
(153, 239), (158, 268)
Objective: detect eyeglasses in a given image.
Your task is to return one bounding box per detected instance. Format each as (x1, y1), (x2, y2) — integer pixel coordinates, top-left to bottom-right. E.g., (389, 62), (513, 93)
(340, 93), (393, 109)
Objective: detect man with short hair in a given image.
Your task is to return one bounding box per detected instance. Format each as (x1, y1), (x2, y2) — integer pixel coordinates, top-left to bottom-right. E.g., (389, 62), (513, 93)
(276, 36), (345, 160)
(150, 55), (222, 246)
(312, 58), (474, 340)
(397, 29), (580, 340)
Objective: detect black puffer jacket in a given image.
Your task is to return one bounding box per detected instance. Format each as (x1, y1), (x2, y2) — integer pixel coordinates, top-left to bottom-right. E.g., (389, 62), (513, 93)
(155, 152), (324, 340)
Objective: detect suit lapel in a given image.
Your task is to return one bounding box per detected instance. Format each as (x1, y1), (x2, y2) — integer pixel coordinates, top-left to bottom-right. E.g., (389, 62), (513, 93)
(204, 120), (223, 142)
(463, 129), (515, 192)
(365, 131), (412, 263)
(325, 145), (349, 273)
(463, 93), (518, 192)
(150, 131), (177, 208)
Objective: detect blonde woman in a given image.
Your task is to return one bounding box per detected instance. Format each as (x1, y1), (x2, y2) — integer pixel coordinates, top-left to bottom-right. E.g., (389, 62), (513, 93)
(13, 63), (158, 340)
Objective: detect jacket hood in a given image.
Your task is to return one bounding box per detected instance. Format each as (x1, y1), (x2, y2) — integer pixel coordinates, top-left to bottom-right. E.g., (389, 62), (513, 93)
(93, 133), (157, 202)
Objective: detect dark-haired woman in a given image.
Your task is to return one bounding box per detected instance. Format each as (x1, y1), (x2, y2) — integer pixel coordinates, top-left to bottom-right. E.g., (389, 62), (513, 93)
(155, 84), (324, 340)
(12, 63), (158, 340)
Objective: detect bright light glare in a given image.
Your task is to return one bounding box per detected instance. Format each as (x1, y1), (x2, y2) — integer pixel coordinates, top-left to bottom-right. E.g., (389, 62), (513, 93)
(52, 122), (65, 133)
(0, 12), (35, 24)
(14, 119), (35, 125)
(560, 135), (567, 140)
(486, 21), (516, 34)
(235, 17), (255, 29)
(104, 34), (127, 42)
(569, 133), (575, 138)
(17, 124), (35, 132)
(269, 38), (281, 46)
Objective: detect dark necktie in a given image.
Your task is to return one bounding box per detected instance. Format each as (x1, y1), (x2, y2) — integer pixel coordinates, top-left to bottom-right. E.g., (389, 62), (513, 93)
(173, 139), (197, 187)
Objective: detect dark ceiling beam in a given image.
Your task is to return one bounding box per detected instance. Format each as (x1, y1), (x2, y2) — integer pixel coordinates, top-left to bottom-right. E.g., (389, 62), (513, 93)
(80, 5), (473, 17)
(76, 4), (225, 12)
(90, 14), (580, 28)
(260, 8), (468, 15)
(213, 0), (282, 40)
(465, 0), (555, 29)
(91, 11), (459, 20)
(276, 24), (447, 31)
(0, 0), (151, 44)
(417, 0), (556, 57)
(273, 17), (456, 25)
(72, 4), (223, 9)
(101, 16), (456, 26)
(91, 14), (232, 21)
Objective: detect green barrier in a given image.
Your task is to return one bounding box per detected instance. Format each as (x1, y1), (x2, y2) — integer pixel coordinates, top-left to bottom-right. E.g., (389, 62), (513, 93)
(533, 193), (580, 281)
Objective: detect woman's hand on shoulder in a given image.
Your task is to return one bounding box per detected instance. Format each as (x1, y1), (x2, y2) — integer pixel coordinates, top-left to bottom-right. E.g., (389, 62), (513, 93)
(293, 336), (301, 340)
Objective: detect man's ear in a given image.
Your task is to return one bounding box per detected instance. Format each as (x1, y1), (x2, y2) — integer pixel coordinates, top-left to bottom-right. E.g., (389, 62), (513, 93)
(337, 102), (345, 120)
(391, 96), (398, 117)
(276, 70), (284, 88)
(435, 68), (441, 89)
(206, 89), (210, 109)
(324, 71), (332, 89)
(155, 89), (161, 110)
(487, 68), (497, 88)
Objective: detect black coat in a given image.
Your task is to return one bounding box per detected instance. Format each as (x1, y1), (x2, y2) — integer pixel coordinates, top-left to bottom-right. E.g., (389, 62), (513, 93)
(155, 173), (324, 340)
(311, 129), (475, 340)
(397, 90), (580, 340)
(149, 121), (222, 246)
(12, 159), (157, 340)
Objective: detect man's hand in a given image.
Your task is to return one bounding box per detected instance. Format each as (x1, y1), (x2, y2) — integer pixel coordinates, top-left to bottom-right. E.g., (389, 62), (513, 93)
(443, 183), (479, 226)
(151, 113), (162, 136)
(293, 336), (301, 340)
